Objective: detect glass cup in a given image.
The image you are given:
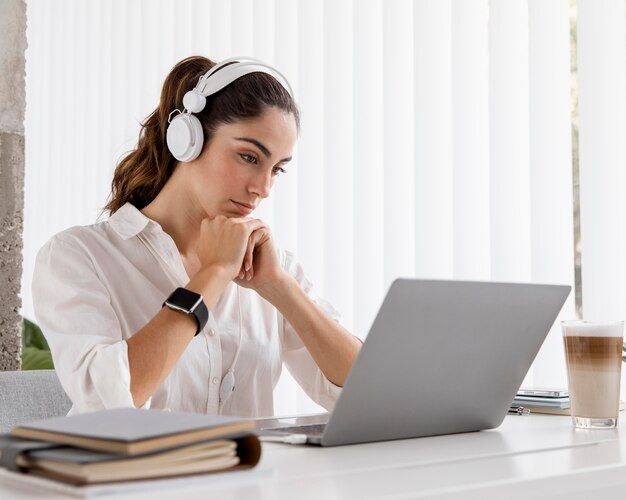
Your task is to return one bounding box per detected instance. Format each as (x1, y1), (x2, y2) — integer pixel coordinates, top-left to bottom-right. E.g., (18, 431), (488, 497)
(561, 320), (625, 429)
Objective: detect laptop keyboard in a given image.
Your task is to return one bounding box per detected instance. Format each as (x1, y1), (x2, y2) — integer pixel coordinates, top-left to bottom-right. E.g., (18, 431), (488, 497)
(271, 423), (327, 437)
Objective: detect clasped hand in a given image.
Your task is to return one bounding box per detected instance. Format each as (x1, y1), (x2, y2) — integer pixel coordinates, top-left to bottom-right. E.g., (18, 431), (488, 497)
(197, 215), (284, 291)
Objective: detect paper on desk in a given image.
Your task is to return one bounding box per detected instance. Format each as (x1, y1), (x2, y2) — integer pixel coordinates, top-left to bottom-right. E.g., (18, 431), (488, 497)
(0, 462), (272, 499)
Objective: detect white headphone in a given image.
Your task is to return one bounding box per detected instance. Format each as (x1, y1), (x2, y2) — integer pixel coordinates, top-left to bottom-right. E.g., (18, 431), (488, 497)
(166, 56), (294, 163)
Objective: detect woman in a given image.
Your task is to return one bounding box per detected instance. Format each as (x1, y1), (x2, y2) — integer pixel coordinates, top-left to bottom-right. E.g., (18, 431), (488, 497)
(33, 56), (361, 417)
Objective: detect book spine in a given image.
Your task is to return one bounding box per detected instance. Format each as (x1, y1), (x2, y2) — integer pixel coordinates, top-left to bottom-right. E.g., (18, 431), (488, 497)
(0, 438), (62, 472)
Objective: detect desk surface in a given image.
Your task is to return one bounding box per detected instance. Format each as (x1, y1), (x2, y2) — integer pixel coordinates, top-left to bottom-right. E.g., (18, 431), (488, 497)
(2, 414), (626, 499)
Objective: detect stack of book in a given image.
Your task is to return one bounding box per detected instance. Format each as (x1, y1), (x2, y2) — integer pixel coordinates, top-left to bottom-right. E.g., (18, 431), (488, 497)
(513, 388), (626, 416)
(512, 388), (571, 415)
(0, 408), (260, 486)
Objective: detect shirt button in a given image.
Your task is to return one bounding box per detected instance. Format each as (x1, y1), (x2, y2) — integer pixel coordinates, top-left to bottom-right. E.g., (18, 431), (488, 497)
(208, 329), (216, 336)
(212, 377), (220, 385)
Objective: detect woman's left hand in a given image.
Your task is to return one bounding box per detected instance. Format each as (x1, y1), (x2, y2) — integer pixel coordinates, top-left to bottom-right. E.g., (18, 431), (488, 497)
(233, 225), (288, 292)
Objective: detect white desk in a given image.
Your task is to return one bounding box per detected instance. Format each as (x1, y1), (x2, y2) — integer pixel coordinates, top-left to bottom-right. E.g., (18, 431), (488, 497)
(2, 414), (626, 499)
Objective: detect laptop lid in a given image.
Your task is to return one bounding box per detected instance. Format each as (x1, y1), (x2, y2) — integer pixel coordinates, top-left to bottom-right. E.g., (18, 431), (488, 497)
(320, 279), (570, 446)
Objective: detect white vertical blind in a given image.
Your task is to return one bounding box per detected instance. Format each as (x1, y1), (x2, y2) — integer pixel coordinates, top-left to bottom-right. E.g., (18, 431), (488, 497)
(383, 0), (415, 290)
(528, 0), (575, 388)
(414, 0), (454, 279)
(295, 0), (325, 293)
(577, 0), (626, 395)
(451, 0), (491, 281)
(353, 0), (385, 344)
(322, 0), (355, 338)
(488, 1), (533, 283)
(23, 0), (626, 413)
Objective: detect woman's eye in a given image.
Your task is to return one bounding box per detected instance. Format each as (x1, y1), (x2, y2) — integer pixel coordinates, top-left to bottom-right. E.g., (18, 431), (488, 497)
(240, 154), (258, 164)
(272, 167), (287, 176)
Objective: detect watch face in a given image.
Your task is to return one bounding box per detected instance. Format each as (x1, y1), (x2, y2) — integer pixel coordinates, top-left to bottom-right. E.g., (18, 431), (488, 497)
(166, 287), (202, 311)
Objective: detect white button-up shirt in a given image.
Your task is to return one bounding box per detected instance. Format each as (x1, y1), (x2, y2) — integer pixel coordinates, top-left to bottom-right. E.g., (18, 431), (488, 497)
(32, 203), (342, 417)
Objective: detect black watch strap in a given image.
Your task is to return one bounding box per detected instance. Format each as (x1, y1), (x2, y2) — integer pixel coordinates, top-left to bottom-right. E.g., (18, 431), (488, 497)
(162, 287), (209, 336)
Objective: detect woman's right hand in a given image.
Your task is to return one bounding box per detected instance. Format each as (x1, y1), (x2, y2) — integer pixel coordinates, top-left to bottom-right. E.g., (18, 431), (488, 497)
(196, 216), (267, 280)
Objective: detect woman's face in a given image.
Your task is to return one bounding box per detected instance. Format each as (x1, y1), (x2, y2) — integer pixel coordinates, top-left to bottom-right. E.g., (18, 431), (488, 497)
(191, 106), (298, 218)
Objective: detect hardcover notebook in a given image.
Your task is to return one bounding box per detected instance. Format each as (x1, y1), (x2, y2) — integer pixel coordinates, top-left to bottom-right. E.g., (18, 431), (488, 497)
(0, 408), (260, 485)
(10, 407), (254, 454)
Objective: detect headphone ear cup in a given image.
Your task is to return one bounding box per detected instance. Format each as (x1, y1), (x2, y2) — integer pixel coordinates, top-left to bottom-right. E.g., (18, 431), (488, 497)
(166, 113), (204, 162)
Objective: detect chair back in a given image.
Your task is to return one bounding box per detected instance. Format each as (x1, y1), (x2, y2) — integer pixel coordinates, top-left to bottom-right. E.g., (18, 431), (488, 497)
(0, 370), (72, 433)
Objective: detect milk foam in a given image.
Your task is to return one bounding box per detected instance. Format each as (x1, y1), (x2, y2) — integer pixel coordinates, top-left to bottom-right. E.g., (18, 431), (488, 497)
(562, 320), (624, 337)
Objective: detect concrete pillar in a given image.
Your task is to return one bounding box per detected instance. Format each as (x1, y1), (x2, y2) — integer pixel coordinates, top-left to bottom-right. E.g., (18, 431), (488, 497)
(0, 0), (26, 370)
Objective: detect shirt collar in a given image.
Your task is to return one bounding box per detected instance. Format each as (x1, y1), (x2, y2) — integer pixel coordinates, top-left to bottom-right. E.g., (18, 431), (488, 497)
(108, 203), (159, 240)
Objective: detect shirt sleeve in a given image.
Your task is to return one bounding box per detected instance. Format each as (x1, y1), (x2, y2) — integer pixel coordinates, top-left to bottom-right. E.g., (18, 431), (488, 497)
(279, 250), (343, 411)
(32, 233), (151, 413)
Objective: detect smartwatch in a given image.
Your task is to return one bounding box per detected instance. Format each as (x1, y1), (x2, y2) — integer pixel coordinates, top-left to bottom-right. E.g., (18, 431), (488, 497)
(162, 287), (209, 336)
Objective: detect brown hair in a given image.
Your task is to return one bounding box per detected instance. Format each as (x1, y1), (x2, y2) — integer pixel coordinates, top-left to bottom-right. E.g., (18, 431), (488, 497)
(105, 56), (300, 214)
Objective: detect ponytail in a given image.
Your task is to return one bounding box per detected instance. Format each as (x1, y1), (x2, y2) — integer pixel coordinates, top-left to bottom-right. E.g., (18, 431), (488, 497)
(105, 57), (215, 213)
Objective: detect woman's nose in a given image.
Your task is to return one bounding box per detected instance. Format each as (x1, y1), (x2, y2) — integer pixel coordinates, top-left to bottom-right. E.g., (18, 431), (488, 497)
(250, 170), (273, 199)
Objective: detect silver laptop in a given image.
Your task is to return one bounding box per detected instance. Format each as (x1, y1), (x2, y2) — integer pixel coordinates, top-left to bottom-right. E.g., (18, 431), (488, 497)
(258, 278), (570, 446)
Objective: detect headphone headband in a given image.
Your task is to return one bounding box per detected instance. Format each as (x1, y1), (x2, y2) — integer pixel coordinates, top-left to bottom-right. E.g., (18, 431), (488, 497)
(196, 61), (294, 99)
(198, 56), (293, 97)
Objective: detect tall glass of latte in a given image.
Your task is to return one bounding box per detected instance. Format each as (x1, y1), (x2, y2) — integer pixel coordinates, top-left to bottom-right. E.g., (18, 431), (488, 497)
(562, 320), (624, 429)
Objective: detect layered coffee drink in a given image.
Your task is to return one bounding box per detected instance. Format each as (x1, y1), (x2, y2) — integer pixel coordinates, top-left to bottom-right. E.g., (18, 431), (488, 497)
(562, 320), (624, 429)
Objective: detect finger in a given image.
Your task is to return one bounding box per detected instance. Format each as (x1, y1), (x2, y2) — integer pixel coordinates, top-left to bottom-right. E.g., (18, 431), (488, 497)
(245, 233), (262, 281)
(244, 234), (255, 272)
(245, 226), (269, 268)
(240, 218), (268, 235)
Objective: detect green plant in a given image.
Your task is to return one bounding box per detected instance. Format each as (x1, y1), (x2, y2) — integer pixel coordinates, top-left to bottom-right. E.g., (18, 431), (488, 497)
(22, 317), (54, 370)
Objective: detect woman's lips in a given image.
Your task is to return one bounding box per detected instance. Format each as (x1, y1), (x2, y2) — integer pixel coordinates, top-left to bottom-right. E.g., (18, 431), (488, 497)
(231, 200), (254, 215)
